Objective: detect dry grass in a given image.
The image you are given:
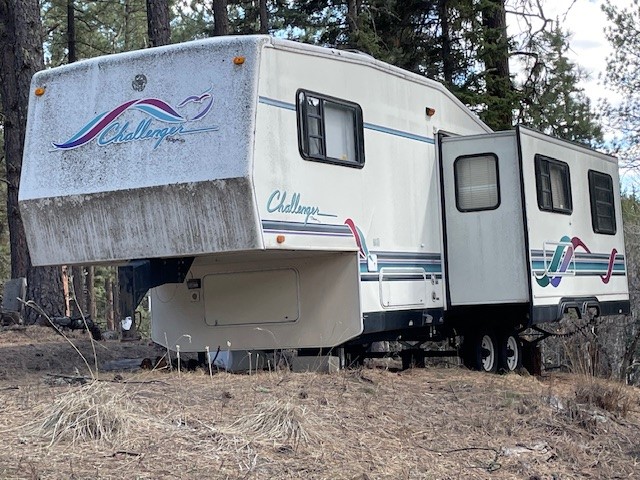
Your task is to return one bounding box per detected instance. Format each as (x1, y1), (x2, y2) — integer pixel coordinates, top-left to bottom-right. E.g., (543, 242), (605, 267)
(0, 327), (639, 479)
(574, 375), (633, 417)
(30, 381), (133, 447)
(224, 399), (316, 450)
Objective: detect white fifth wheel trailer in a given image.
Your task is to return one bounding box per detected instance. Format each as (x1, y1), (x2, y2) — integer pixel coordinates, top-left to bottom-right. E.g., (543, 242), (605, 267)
(19, 35), (630, 373)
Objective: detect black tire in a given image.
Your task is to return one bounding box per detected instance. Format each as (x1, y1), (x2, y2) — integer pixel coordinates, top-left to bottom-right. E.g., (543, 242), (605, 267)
(463, 330), (498, 373)
(498, 331), (522, 373)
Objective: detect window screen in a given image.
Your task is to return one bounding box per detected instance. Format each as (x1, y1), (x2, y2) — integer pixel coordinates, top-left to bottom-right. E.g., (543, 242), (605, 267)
(535, 155), (572, 214)
(589, 170), (616, 234)
(297, 90), (364, 168)
(454, 154), (500, 211)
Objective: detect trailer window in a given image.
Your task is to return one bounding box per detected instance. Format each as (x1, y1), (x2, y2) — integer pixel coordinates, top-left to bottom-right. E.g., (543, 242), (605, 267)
(589, 170), (616, 234)
(454, 154), (500, 211)
(535, 155), (572, 214)
(297, 90), (364, 168)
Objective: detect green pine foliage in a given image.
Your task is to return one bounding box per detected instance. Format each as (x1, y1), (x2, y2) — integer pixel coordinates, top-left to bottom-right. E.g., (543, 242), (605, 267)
(171, 1), (216, 41)
(515, 25), (603, 146)
(42, 0), (149, 67)
(602, 0), (640, 169)
(171, 1), (292, 42)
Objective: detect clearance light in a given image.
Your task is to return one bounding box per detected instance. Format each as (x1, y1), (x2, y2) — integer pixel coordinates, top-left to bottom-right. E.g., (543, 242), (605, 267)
(34, 87), (46, 96)
(233, 56), (246, 65)
(276, 235), (285, 244)
(426, 107), (436, 117)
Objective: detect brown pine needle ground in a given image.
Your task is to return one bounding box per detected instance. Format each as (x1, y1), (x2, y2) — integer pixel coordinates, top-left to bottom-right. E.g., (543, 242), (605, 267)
(0, 326), (638, 479)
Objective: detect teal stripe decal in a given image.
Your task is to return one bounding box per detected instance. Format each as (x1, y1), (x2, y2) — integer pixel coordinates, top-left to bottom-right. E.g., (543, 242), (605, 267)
(258, 96), (435, 144)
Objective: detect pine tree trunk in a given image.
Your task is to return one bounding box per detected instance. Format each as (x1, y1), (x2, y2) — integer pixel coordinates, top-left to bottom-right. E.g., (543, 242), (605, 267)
(71, 265), (84, 317)
(347, 0), (358, 35)
(213, 0), (229, 36)
(481, 0), (513, 130)
(0, 0), (42, 280)
(113, 267), (120, 327)
(259, 0), (268, 34)
(61, 266), (70, 315)
(26, 266), (65, 325)
(67, 0), (76, 62)
(85, 266), (96, 321)
(105, 276), (114, 330)
(0, 0), (66, 324)
(146, 0), (170, 47)
(125, 0), (133, 51)
(439, 0), (453, 85)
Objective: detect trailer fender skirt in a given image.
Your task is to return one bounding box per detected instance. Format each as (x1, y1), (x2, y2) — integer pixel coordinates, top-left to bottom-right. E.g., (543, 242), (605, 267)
(531, 297), (631, 324)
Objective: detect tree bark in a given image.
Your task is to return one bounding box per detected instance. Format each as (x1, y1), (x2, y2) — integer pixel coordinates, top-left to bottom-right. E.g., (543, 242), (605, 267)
(439, 0), (453, 85)
(85, 266), (96, 321)
(67, 0), (76, 62)
(146, 0), (170, 47)
(0, 0), (66, 324)
(61, 265), (70, 315)
(347, 0), (358, 34)
(481, 0), (513, 130)
(113, 266), (120, 326)
(259, 0), (268, 34)
(70, 265), (84, 317)
(213, 0), (229, 36)
(0, 0), (41, 280)
(26, 264), (65, 325)
(105, 276), (114, 330)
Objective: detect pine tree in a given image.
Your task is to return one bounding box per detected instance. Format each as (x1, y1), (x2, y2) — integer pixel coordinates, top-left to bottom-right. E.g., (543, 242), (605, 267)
(515, 25), (603, 146)
(0, 0), (66, 324)
(146, 0), (171, 46)
(42, 0), (149, 66)
(602, 0), (640, 167)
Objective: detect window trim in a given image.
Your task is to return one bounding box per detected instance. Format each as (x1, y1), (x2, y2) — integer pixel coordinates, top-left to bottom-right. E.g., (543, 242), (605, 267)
(535, 154), (573, 215)
(453, 153), (501, 212)
(588, 169), (617, 235)
(296, 89), (365, 169)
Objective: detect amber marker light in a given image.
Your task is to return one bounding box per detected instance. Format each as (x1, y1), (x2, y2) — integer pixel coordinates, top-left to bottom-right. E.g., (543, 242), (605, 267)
(34, 87), (46, 96)
(276, 235), (285, 244)
(233, 56), (246, 65)
(426, 107), (436, 117)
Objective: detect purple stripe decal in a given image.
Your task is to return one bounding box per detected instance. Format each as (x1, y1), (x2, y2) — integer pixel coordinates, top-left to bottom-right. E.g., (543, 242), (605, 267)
(53, 100), (138, 149)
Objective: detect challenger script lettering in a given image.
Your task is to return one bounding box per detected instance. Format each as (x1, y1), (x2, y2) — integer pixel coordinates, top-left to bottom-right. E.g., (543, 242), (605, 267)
(267, 190), (335, 224)
(53, 88), (218, 150)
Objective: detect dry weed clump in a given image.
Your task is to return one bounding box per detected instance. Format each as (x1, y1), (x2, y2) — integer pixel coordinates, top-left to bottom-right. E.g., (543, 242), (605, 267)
(31, 381), (133, 446)
(573, 375), (632, 417)
(224, 398), (315, 450)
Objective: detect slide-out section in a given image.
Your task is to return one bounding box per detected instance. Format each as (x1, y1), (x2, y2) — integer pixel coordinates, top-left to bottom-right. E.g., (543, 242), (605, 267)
(440, 131), (528, 308)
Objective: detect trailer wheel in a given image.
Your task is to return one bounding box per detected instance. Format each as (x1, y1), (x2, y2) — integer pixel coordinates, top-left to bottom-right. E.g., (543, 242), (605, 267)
(498, 332), (522, 373)
(463, 331), (498, 373)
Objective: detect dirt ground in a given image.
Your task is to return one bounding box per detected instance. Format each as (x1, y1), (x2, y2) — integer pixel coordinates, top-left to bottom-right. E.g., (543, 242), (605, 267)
(0, 325), (639, 480)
